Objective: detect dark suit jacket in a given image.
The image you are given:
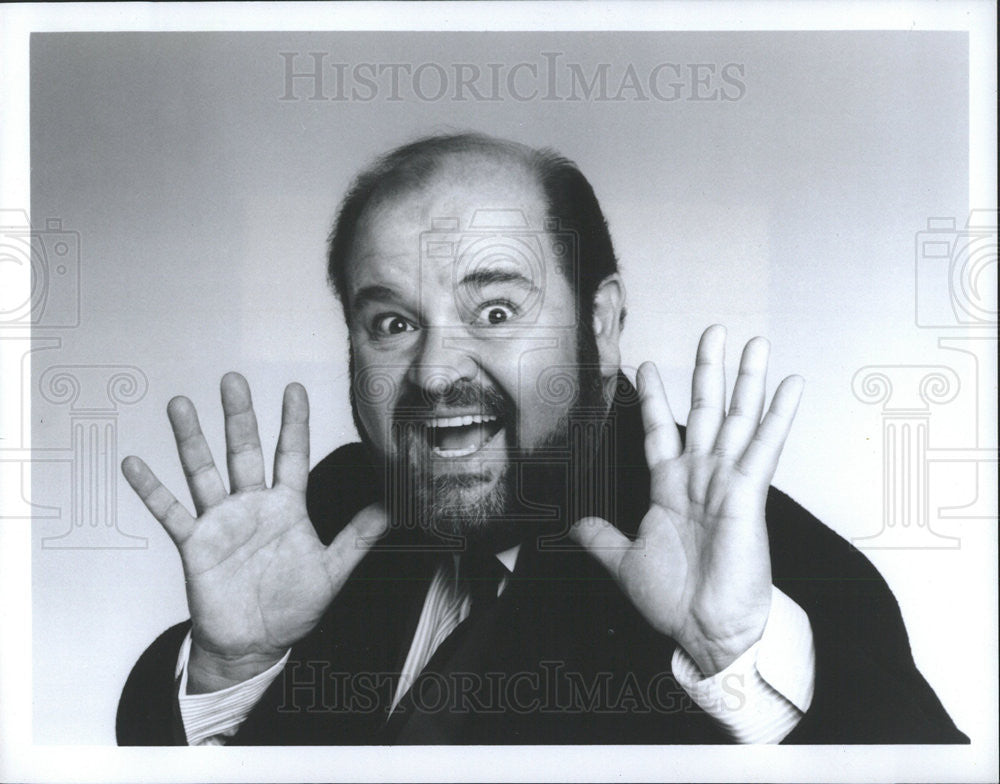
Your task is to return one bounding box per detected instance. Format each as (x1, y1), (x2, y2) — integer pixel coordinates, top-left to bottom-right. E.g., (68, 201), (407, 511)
(117, 380), (968, 745)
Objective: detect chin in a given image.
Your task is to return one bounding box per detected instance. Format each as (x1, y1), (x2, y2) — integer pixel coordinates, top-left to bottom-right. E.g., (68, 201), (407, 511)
(415, 471), (512, 550)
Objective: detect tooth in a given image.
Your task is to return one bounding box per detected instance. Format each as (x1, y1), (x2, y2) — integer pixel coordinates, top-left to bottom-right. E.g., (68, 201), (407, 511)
(425, 413), (501, 429)
(433, 443), (479, 458)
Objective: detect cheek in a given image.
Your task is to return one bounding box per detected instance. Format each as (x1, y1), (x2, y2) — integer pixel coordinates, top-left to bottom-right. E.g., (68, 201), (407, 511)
(357, 399), (388, 441)
(351, 352), (406, 443)
(507, 339), (579, 443)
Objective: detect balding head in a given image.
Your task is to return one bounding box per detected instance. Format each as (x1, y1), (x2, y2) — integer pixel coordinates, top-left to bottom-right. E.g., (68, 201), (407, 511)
(327, 132), (623, 329)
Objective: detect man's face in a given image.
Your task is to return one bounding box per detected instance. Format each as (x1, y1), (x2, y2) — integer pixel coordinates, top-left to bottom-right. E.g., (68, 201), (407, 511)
(344, 157), (592, 548)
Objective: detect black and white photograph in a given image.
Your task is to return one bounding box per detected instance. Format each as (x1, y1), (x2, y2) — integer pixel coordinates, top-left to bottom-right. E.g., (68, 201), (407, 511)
(0, 2), (996, 782)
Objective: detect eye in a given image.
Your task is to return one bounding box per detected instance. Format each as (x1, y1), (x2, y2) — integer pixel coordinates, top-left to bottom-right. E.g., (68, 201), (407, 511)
(373, 314), (416, 336)
(476, 303), (516, 326)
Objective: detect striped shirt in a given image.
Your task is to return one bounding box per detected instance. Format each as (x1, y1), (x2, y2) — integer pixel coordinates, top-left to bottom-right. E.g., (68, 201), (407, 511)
(390, 546), (515, 713)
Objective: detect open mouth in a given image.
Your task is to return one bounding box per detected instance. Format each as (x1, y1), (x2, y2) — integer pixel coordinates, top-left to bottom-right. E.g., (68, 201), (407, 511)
(426, 413), (504, 458)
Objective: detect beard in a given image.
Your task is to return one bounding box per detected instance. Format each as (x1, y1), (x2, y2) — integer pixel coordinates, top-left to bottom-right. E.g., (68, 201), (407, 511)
(349, 320), (609, 553)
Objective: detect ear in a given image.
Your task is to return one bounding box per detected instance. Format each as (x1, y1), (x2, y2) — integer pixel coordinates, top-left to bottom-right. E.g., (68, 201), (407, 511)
(591, 273), (626, 379)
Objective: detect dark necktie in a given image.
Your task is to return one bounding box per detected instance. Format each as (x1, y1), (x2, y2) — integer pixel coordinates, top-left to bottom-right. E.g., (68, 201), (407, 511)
(459, 551), (508, 615)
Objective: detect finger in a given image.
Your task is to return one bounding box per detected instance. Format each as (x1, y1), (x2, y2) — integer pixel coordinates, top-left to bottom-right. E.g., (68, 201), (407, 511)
(273, 383), (310, 492)
(568, 516), (630, 580)
(121, 455), (195, 543)
(637, 362), (682, 468)
(685, 325), (727, 454)
(324, 503), (389, 584)
(166, 396), (228, 514)
(713, 337), (769, 457)
(737, 375), (805, 484)
(221, 372), (266, 493)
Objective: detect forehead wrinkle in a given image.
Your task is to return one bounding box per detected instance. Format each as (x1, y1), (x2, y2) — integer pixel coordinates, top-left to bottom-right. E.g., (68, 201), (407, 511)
(459, 267), (539, 293)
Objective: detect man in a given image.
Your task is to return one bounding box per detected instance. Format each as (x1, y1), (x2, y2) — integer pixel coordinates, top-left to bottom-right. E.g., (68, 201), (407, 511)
(117, 133), (966, 745)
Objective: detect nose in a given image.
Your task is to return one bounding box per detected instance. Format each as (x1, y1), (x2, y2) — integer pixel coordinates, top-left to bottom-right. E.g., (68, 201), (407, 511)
(406, 326), (478, 401)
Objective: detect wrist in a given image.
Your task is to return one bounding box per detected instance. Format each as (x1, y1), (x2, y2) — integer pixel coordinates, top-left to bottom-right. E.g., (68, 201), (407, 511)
(681, 637), (757, 677)
(680, 609), (769, 677)
(186, 639), (287, 694)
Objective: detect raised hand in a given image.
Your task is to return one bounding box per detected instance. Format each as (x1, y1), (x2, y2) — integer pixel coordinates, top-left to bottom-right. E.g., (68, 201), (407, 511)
(122, 373), (386, 691)
(570, 325), (804, 676)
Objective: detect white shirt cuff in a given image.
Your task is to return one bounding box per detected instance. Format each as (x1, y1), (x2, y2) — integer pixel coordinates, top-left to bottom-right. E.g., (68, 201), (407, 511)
(174, 631), (290, 746)
(670, 586), (816, 743)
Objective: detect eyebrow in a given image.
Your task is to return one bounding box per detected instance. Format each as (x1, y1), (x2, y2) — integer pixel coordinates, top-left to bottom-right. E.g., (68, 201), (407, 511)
(349, 268), (539, 315)
(350, 284), (400, 314)
(459, 268), (539, 293)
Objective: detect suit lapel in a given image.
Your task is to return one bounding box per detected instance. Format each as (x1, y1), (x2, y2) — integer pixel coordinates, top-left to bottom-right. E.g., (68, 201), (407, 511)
(381, 599), (502, 744)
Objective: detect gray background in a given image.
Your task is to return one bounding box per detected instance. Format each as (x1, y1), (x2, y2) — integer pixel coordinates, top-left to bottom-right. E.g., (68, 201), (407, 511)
(29, 31), (980, 744)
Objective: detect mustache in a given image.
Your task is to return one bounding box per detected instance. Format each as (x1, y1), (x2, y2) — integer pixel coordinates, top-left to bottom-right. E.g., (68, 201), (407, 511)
(391, 378), (509, 420)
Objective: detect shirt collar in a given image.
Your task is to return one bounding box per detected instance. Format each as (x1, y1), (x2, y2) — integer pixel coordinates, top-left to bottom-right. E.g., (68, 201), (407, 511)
(495, 544), (520, 574)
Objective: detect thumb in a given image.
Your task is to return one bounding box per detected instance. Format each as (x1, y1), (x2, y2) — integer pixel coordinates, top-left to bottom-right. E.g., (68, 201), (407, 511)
(324, 502), (389, 582)
(569, 516), (631, 579)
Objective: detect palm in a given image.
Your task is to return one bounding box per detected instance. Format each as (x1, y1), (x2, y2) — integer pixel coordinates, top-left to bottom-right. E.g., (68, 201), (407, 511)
(623, 456), (772, 651)
(122, 374), (385, 662)
(180, 487), (341, 657)
(572, 326), (803, 674)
